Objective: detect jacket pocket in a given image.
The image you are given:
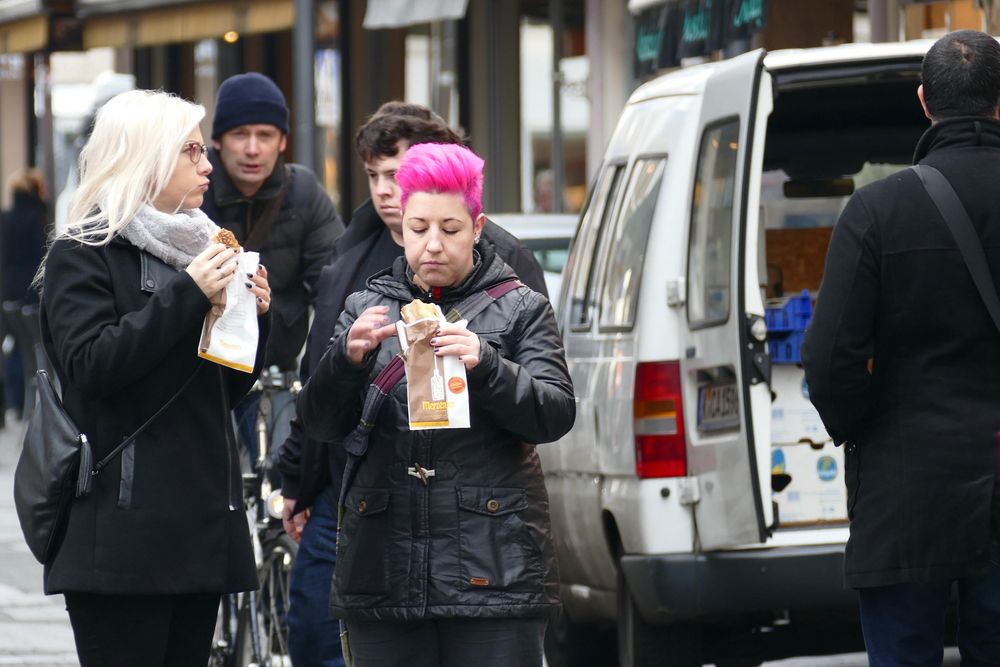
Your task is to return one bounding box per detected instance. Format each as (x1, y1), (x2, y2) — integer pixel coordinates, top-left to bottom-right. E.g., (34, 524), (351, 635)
(456, 486), (543, 591)
(334, 487), (391, 595)
(845, 443), (860, 520)
(117, 442), (136, 510)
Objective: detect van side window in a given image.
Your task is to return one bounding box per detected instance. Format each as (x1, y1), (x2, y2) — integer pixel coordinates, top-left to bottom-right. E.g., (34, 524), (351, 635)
(598, 157), (666, 330)
(688, 120), (740, 328)
(567, 165), (624, 329)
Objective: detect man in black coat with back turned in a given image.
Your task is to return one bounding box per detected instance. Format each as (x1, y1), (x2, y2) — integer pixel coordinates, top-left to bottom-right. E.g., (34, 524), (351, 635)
(803, 30), (1000, 665)
(276, 102), (547, 667)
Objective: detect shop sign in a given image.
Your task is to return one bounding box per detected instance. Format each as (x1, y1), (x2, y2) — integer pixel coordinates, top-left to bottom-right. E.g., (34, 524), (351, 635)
(634, 0), (767, 77)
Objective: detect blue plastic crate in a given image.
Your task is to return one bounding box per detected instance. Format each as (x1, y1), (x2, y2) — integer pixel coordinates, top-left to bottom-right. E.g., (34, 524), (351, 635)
(769, 330), (807, 364)
(765, 290), (813, 332)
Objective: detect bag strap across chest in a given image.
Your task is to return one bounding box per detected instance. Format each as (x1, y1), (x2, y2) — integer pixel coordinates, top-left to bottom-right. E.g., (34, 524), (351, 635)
(338, 278), (522, 501)
(912, 164), (1000, 332)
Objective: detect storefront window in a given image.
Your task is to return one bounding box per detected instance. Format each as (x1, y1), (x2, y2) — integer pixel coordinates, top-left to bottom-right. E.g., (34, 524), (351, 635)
(315, 1), (343, 210)
(518, 11), (588, 214)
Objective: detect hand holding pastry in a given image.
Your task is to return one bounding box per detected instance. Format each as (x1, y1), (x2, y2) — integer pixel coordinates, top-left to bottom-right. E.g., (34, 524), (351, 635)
(186, 243), (238, 300)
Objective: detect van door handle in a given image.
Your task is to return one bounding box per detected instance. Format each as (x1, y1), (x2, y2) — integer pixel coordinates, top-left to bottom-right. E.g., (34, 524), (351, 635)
(667, 278), (686, 308)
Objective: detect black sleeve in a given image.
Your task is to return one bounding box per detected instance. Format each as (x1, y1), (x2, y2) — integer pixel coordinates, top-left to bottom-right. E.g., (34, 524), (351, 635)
(507, 242), (548, 298)
(802, 193), (881, 444)
(42, 239), (211, 398)
(298, 170), (344, 302)
(276, 413), (306, 499)
(296, 293), (376, 442)
(466, 290), (575, 444)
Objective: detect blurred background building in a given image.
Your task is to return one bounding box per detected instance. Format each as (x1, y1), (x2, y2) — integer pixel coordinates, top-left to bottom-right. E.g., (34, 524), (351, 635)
(0, 0), (996, 221)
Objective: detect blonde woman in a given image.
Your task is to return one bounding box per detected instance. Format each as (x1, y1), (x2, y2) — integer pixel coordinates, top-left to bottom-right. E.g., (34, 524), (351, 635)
(38, 90), (271, 667)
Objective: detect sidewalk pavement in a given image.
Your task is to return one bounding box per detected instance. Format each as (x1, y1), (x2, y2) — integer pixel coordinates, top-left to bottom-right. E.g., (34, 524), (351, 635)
(0, 418), (78, 666)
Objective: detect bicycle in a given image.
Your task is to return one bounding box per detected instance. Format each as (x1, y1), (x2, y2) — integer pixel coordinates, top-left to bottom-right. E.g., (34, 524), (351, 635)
(209, 366), (300, 667)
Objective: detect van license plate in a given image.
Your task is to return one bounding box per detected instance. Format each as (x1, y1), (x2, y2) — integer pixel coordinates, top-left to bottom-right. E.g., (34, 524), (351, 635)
(697, 383), (740, 432)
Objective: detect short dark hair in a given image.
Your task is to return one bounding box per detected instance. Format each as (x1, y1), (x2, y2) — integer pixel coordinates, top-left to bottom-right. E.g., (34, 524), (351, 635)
(354, 101), (465, 163)
(922, 30), (1000, 119)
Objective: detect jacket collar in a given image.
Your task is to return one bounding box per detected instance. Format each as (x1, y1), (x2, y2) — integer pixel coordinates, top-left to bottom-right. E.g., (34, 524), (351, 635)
(913, 116), (1000, 163)
(367, 240), (514, 305)
(208, 148), (287, 207)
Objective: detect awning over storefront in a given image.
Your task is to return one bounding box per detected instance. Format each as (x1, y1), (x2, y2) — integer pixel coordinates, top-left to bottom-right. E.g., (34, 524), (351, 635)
(0, 1), (81, 54)
(81, 0), (293, 49)
(75, 0), (206, 16)
(0, 13), (46, 52)
(363, 0), (468, 29)
(0, 0), (42, 22)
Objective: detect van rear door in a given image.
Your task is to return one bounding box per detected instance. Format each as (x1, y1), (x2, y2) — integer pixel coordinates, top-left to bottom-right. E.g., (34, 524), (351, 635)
(681, 49), (774, 549)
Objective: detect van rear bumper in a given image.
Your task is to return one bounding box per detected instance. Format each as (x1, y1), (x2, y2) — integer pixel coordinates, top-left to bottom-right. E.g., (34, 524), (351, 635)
(619, 544), (853, 621)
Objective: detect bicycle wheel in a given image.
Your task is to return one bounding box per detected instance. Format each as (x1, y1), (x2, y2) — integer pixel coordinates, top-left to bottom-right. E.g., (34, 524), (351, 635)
(235, 533), (298, 667)
(208, 593), (238, 667)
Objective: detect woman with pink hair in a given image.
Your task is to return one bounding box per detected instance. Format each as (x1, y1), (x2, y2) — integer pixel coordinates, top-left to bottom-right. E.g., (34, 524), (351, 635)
(298, 142), (575, 666)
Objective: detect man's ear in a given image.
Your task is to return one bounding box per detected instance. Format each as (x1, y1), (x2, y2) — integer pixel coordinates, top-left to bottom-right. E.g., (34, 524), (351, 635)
(279, 134), (288, 153)
(917, 85), (934, 122)
(211, 139), (222, 151)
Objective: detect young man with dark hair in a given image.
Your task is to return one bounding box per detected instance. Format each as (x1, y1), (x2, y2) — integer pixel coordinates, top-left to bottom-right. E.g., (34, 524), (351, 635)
(803, 30), (1000, 665)
(276, 102), (547, 667)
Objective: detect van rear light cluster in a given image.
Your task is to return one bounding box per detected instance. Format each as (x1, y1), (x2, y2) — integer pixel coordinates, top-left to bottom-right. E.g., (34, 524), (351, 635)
(634, 361), (687, 478)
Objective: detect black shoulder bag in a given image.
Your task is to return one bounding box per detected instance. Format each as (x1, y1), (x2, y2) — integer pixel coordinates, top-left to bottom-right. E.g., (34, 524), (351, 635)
(912, 164), (1000, 487)
(14, 366), (201, 564)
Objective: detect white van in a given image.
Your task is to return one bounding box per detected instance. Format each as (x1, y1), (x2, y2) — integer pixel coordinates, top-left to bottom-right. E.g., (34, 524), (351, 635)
(541, 40), (935, 667)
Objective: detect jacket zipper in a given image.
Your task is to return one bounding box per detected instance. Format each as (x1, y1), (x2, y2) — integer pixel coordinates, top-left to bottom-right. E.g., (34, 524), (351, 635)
(419, 430), (432, 614)
(217, 366), (238, 511)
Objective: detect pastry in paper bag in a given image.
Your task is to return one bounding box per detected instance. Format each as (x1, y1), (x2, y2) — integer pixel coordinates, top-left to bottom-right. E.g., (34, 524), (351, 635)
(396, 299), (470, 430)
(197, 230), (260, 373)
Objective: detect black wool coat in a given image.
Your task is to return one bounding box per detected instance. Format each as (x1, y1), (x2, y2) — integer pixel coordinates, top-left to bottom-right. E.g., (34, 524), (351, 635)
(276, 198), (549, 513)
(803, 117), (1000, 588)
(202, 151), (343, 370)
(298, 251), (575, 621)
(40, 236), (268, 595)
(1, 191), (46, 303)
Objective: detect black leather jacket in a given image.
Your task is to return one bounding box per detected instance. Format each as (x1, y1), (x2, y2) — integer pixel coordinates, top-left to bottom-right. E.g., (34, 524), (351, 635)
(298, 249), (575, 620)
(276, 200), (548, 511)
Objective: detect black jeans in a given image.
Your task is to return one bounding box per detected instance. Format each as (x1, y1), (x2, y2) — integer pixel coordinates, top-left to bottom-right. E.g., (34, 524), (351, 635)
(346, 617), (548, 667)
(65, 592), (220, 667)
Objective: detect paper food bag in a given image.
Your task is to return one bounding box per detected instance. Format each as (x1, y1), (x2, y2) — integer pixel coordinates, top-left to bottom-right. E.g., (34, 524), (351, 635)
(396, 307), (470, 430)
(198, 250), (260, 373)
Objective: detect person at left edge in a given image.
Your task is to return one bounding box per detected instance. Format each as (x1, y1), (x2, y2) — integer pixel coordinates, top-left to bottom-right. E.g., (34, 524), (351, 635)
(201, 72), (343, 457)
(38, 89), (271, 667)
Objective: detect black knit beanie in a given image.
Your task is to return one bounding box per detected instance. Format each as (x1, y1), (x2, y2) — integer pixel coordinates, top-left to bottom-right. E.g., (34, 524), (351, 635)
(212, 72), (289, 139)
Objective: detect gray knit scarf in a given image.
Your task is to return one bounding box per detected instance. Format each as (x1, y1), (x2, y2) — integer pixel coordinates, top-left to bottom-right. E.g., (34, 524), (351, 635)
(120, 205), (220, 270)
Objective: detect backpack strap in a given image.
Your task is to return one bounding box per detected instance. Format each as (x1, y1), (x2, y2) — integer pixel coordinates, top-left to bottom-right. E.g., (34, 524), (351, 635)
(912, 165), (1000, 333)
(338, 278), (523, 502)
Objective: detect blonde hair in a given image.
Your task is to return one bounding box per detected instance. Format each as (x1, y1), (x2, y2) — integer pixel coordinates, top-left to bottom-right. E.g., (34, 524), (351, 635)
(64, 89), (205, 245)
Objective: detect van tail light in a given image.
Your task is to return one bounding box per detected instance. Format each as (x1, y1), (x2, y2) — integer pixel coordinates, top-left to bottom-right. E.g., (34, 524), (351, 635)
(634, 361), (686, 478)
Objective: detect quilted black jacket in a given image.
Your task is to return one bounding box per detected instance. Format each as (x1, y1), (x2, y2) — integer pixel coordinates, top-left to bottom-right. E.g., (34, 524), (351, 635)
(298, 248), (575, 620)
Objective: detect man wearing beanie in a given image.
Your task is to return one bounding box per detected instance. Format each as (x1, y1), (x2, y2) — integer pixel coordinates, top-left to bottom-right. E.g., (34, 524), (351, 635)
(202, 72), (344, 458)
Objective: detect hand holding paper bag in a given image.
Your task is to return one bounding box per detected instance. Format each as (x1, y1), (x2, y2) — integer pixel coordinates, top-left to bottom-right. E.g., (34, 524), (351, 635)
(397, 299), (471, 430)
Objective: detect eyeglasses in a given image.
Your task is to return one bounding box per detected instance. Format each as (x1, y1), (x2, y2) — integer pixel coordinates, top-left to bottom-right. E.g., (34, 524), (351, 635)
(182, 141), (209, 164)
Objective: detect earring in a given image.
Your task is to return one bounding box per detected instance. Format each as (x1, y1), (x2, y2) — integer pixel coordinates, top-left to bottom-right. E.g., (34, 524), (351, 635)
(474, 236), (480, 244)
